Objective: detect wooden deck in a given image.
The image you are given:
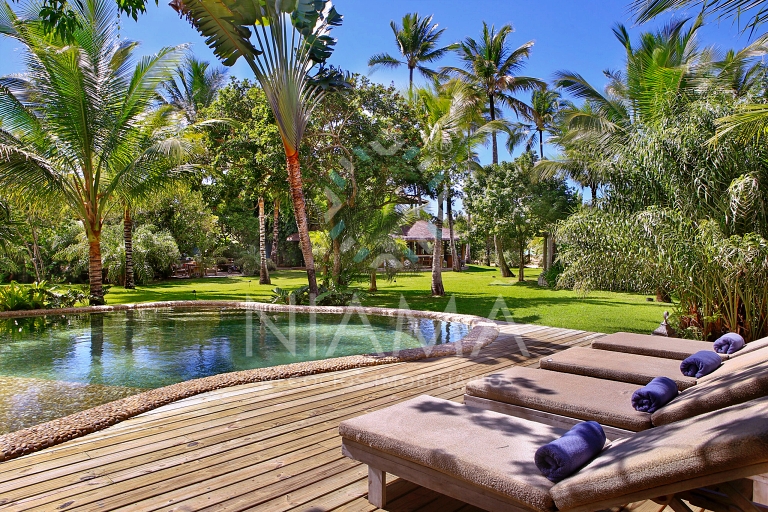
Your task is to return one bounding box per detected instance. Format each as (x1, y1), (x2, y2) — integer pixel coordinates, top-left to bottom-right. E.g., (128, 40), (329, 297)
(0, 323), (674, 512)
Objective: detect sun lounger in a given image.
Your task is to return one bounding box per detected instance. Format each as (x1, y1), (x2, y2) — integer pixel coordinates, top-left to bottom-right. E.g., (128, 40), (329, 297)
(591, 332), (724, 360)
(539, 346), (698, 390)
(340, 394), (768, 512)
(464, 355), (768, 439)
(592, 332), (768, 360)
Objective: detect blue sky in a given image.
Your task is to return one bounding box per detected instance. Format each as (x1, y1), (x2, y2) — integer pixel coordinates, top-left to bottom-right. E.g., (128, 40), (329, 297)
(0, 0), (756, 197)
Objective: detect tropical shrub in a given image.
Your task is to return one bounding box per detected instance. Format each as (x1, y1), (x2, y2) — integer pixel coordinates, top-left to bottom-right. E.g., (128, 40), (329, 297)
(0, 281), (85, 311)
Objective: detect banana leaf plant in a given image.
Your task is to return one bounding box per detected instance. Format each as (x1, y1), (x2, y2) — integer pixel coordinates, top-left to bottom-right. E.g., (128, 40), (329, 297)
(171, 0), (349, 296)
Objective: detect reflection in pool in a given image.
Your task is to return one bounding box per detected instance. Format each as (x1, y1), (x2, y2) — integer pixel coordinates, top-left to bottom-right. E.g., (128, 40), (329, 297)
(0, 308), (469, 433)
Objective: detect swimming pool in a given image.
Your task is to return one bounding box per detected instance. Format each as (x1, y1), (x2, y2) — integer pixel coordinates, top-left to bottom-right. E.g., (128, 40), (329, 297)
(0, 307), (469, 433)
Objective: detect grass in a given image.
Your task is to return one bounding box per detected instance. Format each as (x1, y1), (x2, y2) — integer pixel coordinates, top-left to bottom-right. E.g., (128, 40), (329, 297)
(103, 265), (671, 335)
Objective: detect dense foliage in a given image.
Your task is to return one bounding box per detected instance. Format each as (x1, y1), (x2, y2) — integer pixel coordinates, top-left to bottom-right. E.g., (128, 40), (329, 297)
(550, 20), (768, 341)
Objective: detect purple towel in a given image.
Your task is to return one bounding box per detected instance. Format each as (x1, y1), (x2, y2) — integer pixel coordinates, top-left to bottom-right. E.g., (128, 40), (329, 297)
(713, 332), (745, 354)
(534, 421), (606, 482)
(631, 376), (679, 413)
(680, 350), (722, 378)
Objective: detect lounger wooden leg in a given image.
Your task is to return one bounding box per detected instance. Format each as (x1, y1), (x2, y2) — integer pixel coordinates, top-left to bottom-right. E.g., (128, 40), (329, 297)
(368, 466), (387, 508)
(752, 475), (768, 506)
(721, 482), (762, 512)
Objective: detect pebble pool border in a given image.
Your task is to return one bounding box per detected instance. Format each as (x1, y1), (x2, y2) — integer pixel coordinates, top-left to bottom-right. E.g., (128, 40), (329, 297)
(0, 301), (499, 462)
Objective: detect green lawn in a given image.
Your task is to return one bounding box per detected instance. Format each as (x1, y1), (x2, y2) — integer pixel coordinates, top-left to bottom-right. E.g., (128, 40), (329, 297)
(104, 266), (670, 335)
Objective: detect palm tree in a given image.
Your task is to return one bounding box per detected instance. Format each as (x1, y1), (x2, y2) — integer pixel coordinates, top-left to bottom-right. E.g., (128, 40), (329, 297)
(368, 13), (453, 91)
(172, 0), (347, 297)
(513, 88), (561, 159)
(0, 0), (183, 304)
(442, 22), (544, 164)
(417, 80), (505, 293)
(120, 107), (203, 289)
(159, 55), (227, 125)
(632, 0), (768, 30)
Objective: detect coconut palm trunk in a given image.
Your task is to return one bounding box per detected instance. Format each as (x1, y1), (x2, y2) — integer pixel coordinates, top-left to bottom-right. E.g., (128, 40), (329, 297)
(518, 240), (526, 282)
(258, 196), (270, 285)
(286, 152), (318, 296)
(271, 199), (280, 265)
(124, 205), (135, 289)
(431, 186), (445, 296)
(490, 95), (499, 164)
(369, 270), (377, 292)
(495, 235), (513, 277)
(88, 228), (105, 305)
(446, 188), (460, 272)
(332, 235), (342, 287)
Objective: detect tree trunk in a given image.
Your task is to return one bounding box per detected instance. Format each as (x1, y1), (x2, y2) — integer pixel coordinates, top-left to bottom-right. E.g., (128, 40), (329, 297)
(484, 237), (491, 266)
(30, 223), (43, 282)
(369, 270), (377, 292)
(542, 233), (549, 271)
(518, 241), (525, 282)
(590, 184), (598, 205)
(490, 94), (498, 165)
(409, 66), (414, 93)
(431, 188), (445, 296)
(124, 206), (135, 290)
(258, 196), (270, 285)
(465, 212), (472, 265)
(495, 235), (513, 278)
(332, 235), (342, 287)
(285, 151), (318, 297)
(88, 231), (105, 305)
(539, 128), (544, 160)
(271, 199), (280, 265)
(446, 186), (460, 272)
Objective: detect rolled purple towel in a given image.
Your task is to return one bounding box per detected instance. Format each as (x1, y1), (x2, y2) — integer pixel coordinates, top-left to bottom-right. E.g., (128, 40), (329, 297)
(631, 376), (679, 413)
(713, 332), (745, 354)
(534, 421), (606, 482)
(680, 350), (722, 378)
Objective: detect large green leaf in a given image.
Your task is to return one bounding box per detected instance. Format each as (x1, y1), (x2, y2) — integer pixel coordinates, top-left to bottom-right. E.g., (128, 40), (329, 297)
(171, 0), (260, 66)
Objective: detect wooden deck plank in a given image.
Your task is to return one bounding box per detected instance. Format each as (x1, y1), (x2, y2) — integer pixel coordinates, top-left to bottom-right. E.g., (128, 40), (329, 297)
(0, 324), (623, 512)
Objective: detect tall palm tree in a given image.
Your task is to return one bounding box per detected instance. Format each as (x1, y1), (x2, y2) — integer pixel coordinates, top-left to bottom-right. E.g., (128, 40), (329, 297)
(172, 0), (347, 297)
(368, 13), (453, 91)
(442, 22), (544, 164)
(513, 88), (561, 159)
(417, 80), (505, 293)
(0, 0), (183, 304)
(159, 55), (227, 124)
(120, 106), (203, 289)
(632, 0), (768, 30)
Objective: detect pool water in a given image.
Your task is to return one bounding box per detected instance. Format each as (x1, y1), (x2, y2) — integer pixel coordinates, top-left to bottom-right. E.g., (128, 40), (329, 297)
(0, 308), (469, 433)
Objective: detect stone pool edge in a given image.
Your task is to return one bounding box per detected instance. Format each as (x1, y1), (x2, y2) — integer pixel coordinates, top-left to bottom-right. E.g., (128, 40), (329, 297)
(0, 301), (499, 462)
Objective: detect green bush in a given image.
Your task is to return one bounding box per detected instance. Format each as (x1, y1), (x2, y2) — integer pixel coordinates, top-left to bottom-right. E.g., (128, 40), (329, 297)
(0, 281), (85, 311)
(270, 285), (366, 306)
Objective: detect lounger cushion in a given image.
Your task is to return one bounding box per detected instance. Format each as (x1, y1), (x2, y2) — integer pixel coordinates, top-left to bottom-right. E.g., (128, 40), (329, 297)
(539, 347), (697, 390)
(338, 395), (561, 512)
(551, 397), (768, 510)
(466, 366), (653, 431)
(652, 358), (768, 426)
(697, 345), (768, 382)
(731, 336), (768, 358)
(592, 332), (725, 360)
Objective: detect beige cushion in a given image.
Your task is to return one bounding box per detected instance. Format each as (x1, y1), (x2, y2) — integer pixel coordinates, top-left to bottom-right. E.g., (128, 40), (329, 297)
(731, 336), (768, 358)
(652, 358), (768, 426)
(466, 366), (653, 431)
(338, 395), (560, 512)
(551, 397), (768, 510)
(592, 332), (725, 360)
(697, 345), (768, 382)
(539, 347), (697, 390)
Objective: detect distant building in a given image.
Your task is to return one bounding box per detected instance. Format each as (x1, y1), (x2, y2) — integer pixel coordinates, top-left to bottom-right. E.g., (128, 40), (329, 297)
(397, 220), (464, 269)
(286, 220), (465, 270)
